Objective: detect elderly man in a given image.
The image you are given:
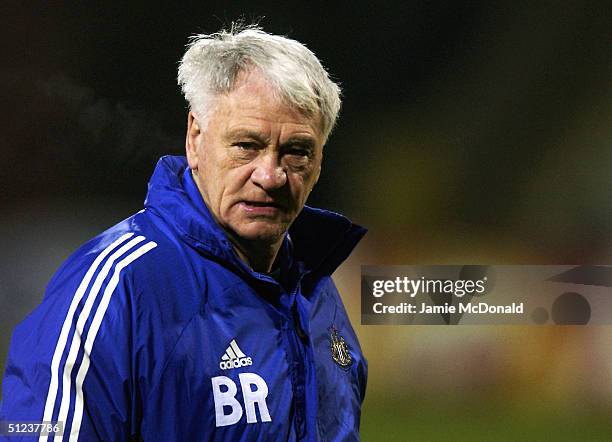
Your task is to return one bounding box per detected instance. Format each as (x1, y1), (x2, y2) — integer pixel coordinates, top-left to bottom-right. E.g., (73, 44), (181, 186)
(1, 27), (367, 441)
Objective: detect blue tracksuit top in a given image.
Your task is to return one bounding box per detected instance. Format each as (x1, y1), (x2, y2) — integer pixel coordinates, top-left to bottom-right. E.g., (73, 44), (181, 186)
(1, 155), (368, 441)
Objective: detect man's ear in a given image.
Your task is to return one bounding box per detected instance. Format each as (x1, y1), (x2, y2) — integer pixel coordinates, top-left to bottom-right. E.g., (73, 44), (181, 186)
(185, 111), (201, 170)
(312, 147), (323, 190)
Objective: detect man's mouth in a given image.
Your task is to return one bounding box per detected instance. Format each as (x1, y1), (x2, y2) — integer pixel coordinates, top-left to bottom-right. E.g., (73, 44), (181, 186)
(245, 201), (282, 208)
(239, 200), (286, 215)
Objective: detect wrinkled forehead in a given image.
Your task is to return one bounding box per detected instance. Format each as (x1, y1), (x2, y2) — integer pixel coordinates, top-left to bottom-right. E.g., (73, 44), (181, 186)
(210, 69), (324, 138)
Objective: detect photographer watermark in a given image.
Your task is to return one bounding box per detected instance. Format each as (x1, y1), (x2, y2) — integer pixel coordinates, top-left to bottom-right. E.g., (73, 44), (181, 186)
(362, 265), (612, 325)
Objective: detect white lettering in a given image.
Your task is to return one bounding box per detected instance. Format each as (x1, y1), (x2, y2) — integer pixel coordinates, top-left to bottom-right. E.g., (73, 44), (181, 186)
(239, 373), (272, 424)
(211, 376), (243, 427)
(219, 357), (253, 370)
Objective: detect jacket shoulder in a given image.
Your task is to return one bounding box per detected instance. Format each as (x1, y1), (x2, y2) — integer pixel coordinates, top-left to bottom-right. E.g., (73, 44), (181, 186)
(48, 207), (208, 320)
(43, 209), (161, 301)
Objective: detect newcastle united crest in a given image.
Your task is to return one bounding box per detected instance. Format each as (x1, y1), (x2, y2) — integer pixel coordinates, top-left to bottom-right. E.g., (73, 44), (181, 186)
(330, 327), (352, 368)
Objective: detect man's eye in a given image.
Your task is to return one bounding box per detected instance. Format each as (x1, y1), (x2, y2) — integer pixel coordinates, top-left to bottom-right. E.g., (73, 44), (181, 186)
(287, 147), (310, 158)
(234, 142), (258, 150)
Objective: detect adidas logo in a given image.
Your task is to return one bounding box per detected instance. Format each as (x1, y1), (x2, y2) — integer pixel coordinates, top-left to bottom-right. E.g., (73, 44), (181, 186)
(219, 339), (253, 370)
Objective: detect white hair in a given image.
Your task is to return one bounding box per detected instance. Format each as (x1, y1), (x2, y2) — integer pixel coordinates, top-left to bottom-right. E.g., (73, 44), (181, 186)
(177, 25), (341, 140)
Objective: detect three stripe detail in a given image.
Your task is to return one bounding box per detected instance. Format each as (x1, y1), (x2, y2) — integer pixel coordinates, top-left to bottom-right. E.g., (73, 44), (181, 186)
(39, 233), (157, 441)
(219, 340), (253, 371)
(221, 339), (247, 361)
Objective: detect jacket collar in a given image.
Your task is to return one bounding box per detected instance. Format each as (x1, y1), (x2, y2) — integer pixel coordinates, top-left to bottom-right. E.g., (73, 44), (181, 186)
(144, 155), (366, 280)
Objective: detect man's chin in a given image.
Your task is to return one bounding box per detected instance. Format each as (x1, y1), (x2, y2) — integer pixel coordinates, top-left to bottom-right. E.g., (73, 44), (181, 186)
(230, 221), (289, 244)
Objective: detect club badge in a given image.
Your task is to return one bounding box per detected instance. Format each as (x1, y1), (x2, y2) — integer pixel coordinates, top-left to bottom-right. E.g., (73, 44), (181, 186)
(330, 327), (352, 368)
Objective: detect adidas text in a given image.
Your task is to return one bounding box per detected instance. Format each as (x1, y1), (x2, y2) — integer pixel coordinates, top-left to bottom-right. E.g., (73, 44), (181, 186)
(220, 357), (253, 370)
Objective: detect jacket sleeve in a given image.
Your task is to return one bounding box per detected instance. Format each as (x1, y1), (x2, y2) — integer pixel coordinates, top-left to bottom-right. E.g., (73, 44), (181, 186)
(1, 233), (157, 441)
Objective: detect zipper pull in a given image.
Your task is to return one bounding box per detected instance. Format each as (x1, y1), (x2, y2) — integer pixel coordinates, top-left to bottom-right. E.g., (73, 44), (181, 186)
(292, 304), (308, 342)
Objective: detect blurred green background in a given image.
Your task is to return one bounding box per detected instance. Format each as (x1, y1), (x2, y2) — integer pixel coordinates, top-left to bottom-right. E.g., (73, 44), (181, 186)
(2, 1), (612, 440)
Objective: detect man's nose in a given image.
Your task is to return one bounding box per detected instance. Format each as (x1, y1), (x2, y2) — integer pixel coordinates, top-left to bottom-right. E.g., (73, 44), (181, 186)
(251, 153), (287, 190)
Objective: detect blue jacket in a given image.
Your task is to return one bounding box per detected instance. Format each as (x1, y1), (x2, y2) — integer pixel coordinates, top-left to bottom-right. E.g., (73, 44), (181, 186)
(1, 156), (367, 441)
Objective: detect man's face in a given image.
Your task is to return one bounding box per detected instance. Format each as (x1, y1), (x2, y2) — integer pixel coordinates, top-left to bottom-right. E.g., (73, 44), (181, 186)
(186, 70), (324, 246)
